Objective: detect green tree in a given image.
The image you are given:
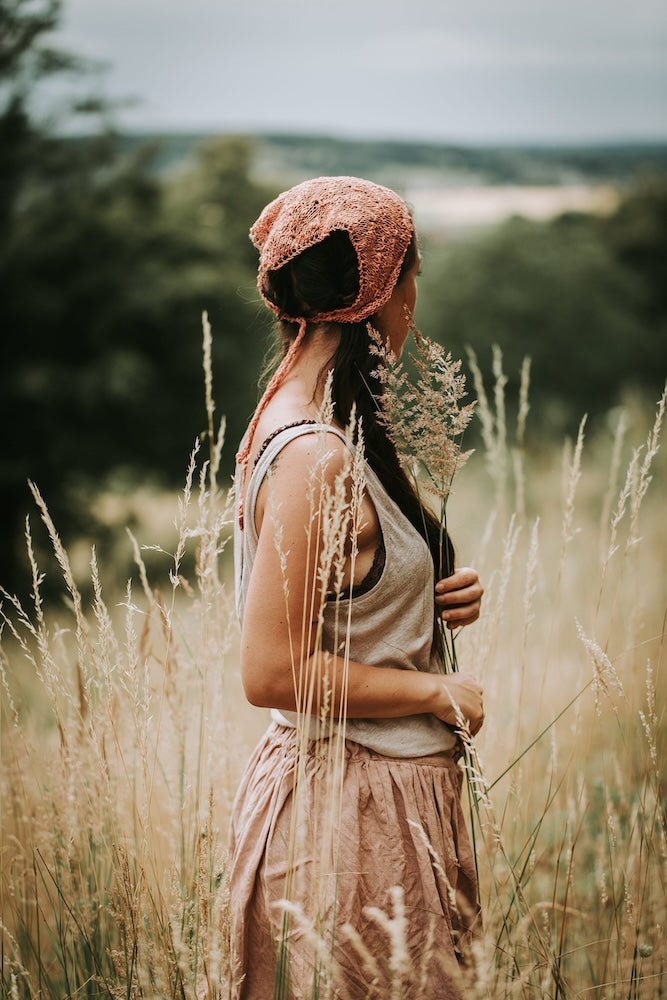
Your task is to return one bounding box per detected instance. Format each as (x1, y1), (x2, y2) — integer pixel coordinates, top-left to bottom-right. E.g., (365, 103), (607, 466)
(1, 1), (273, 593)
(418, 192), (666, 436)
(601, 176), (667, 350)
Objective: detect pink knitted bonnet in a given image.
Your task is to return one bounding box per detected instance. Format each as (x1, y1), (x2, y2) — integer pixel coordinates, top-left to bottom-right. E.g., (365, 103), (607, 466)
(251, 175), (414, 324)
(236, 175), (414, 519)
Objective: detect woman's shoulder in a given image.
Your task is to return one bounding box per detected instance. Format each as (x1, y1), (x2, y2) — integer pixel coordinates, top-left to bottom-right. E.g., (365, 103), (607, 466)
(247, 422), (354, 535)
(248, 415), (344, 463)
(253, 419), (320, 467)
(255, 421), (349, 476)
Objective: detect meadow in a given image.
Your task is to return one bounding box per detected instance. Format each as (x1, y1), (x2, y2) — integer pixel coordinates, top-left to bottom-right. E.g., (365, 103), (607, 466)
(1, 346), (665, 999)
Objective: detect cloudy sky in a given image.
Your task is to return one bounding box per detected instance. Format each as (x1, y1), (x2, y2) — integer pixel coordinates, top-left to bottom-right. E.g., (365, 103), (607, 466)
(52, 0), (667, 143)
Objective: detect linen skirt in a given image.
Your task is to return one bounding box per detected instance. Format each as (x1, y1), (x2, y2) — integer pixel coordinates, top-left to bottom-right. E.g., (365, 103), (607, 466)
(228, 722), (480, 1000)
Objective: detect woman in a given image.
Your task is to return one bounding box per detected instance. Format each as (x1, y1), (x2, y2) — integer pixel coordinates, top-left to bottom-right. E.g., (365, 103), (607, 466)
(230, 176), (484, 999)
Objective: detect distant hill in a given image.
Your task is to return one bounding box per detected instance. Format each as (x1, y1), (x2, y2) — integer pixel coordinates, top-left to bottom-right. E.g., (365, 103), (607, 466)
(116, 131), (667, 188)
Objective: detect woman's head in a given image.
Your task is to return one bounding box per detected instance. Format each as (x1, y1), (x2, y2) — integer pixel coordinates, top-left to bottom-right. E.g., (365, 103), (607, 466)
(237, 176), (417, 514)
(251, 176), (414, 326)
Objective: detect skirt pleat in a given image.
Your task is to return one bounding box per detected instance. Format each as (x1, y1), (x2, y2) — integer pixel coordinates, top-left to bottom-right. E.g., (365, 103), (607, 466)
(229, 722), (480, 1000)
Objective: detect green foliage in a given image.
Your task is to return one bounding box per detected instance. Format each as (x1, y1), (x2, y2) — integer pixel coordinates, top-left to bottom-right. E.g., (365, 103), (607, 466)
(1, 131), (273, 591)
(0, 0), (275, 591)
(418, 182), (667, 437)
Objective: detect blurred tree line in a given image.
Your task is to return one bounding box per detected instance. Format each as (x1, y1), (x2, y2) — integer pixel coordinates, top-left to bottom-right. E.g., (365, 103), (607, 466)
(1, 0), (666, 593)
(257, 132), (667, 186)
(418, 180), (667, 433)
(1, 0), (274, 592)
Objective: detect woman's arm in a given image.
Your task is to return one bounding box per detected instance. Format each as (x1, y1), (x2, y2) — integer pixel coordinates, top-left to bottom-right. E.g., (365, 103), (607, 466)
(240, 432), (484, 734)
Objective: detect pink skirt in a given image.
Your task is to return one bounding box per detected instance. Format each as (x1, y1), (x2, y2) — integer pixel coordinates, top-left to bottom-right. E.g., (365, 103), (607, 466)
(229, 722), (480, 999)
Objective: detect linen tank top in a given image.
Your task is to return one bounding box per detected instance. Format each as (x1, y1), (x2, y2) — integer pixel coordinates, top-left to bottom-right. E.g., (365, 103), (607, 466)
(234, 423), (457, 757)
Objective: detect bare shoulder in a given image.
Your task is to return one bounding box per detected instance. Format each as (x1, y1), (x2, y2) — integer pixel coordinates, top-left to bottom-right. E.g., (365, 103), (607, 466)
(266, 427), (350, 483)
(253, 428), (352, 534)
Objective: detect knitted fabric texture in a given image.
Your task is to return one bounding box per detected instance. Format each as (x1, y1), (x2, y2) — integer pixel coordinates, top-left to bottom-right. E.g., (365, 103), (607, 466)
(251, 176), (413, 324)
(236, 176), (413, 526)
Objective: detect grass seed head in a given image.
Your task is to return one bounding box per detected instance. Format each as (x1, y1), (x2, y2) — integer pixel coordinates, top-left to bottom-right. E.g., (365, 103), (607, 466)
(368, 319), (475, 500)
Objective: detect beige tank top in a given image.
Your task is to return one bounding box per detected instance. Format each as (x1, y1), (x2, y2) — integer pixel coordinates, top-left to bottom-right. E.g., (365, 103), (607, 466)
(234, 423), (457, 757)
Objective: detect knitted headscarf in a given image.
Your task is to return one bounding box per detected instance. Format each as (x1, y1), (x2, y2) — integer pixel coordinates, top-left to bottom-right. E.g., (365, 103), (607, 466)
(236, 175), (414, 524)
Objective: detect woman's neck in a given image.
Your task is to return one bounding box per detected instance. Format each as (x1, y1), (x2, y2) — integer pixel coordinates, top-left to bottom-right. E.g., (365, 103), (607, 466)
(281, 323), (342, 410)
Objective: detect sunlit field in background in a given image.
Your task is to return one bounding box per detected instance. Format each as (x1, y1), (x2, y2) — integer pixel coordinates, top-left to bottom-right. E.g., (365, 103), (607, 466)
(1, 348), (664, 997)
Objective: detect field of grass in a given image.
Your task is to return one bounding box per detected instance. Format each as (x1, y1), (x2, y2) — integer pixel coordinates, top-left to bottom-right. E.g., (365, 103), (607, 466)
(1, 363), (665, 998)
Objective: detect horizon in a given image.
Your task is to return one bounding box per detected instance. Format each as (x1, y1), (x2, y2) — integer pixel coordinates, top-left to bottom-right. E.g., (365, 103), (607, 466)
(86, 128), (667, 151)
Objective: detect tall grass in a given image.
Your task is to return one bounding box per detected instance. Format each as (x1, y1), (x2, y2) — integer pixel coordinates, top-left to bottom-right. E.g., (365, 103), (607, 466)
(1, 331), (665, 997)
(451, 368), (666, 999)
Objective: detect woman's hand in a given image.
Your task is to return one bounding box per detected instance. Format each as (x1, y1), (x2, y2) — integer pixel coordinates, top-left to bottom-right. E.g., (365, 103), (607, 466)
(435, 567), (484, 629)
(433, 673), (485, 736)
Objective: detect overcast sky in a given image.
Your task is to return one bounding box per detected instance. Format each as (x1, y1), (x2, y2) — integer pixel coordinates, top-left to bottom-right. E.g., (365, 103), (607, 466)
(51, 0), (667, 143)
